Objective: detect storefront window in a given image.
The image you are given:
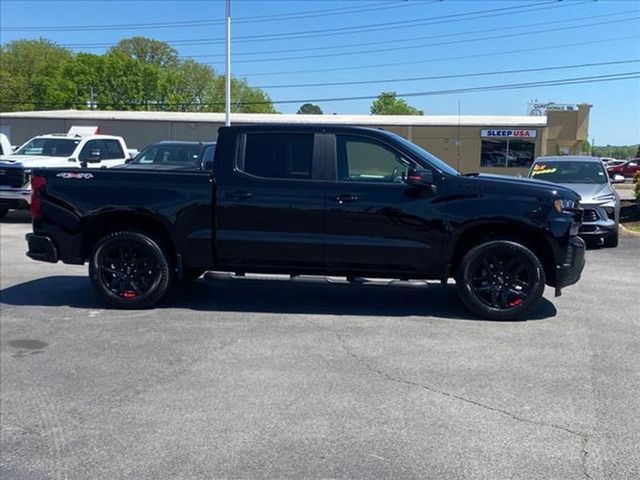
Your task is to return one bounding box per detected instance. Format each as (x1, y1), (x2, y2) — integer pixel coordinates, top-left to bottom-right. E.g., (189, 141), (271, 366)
(480, 129), (537, 168)
(481, 139), (535, 168)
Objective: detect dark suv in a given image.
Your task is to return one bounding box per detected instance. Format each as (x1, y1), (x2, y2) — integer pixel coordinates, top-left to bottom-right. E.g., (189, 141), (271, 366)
(122, 141), (216, 171)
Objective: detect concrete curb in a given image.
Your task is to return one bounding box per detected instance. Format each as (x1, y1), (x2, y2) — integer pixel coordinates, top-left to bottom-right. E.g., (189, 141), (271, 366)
(619, 223), (640, 237)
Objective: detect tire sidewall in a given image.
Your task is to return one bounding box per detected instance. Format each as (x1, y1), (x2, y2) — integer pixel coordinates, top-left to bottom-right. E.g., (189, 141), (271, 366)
(89, 231), (170, 308)
(456, 240), (546, 320)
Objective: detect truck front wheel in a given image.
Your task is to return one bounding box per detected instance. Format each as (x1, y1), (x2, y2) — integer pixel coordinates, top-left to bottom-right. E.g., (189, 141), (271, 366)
(455, 240), (546, 321)
(89, 231), (171, 308)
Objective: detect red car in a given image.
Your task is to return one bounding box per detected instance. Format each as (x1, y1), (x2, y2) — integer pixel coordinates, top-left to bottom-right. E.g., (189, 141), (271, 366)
(607, 158), (640, 178)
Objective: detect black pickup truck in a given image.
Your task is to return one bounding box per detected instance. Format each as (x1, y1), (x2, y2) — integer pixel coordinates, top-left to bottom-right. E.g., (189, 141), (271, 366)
(26, 125), (585, 320)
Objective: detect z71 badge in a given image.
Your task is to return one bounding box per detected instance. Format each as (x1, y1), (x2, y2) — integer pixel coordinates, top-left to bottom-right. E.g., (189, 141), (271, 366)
(56, 172), (94, 179)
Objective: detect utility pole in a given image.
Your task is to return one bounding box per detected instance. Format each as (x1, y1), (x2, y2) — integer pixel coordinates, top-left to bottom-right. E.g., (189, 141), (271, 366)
(225, 0), (231, 126)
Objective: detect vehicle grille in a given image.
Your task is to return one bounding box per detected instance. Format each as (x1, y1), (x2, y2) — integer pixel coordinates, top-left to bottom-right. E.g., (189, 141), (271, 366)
(582, 208), (600, 222)
(0, 168), (27, 188)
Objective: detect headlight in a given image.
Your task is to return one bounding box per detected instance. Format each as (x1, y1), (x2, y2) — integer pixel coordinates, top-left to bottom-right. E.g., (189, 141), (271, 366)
(554, 199), (576, 213)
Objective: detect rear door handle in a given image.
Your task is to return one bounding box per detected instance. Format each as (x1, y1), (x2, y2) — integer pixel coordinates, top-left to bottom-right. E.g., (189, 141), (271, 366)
(226, 191), (253, 200)
(332, 194), (359, 204)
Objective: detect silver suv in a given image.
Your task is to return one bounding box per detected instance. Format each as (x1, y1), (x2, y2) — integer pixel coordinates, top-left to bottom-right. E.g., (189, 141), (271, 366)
(528, 156), (625, 248)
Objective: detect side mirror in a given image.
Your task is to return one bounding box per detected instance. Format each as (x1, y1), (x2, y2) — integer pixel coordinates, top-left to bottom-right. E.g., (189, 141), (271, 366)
(406, 167), (434, 186)
(124, 157), (133, 164)
(82, 149), (101, 163)
(611, 174), (626, 184)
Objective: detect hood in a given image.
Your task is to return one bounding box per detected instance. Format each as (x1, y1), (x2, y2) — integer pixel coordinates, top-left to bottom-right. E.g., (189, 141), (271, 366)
(0, 154), (74, 169)
(551, 182), (615, 203)
(464, 173), (580, 200)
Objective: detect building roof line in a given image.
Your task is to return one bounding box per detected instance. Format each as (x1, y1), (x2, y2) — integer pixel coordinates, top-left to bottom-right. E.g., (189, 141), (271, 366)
(0, 110), (548, 127)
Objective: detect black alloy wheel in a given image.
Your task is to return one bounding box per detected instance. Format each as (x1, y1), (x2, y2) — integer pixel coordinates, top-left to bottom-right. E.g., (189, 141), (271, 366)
(456, 240), (545, 320)
(89, 231), (171, 308)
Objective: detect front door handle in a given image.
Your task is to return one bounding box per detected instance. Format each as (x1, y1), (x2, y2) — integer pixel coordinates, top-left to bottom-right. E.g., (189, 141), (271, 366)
(332, 194), (359, 204)
(226, 191), (253, 200)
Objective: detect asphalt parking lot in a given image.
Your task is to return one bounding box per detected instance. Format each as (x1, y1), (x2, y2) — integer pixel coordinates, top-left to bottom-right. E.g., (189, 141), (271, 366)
(1, 211), (639, 480)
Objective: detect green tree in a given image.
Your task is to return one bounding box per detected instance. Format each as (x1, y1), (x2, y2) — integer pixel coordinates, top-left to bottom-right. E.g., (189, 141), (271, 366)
(297, 103), (323, 114)
(1, 36), (277, 114)
(159, 60), (216, 111)
(109, 37), (178, 68)
(370, 92), (423, 115)
(99, 51), (146, 110)
(64, 53), (104, 108)
(208, 76), (277, 113)
(636, 144), (640, 158)
(0, 39), (74, 111)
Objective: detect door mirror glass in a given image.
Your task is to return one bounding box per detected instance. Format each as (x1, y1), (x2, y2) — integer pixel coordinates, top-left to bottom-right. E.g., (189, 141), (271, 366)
(406, 167), (434, 186)
(85, 149), (101, 163)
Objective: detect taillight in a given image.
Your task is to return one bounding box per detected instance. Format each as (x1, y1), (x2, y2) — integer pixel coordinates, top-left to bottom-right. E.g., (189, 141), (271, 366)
(31, 175), (46, 220)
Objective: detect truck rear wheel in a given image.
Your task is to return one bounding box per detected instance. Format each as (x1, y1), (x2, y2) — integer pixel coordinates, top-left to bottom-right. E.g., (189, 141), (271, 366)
(455, 240), (545, 321)
(89, 231), (171, 308)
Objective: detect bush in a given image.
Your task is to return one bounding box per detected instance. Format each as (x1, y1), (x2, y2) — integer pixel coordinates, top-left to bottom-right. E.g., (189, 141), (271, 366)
(635, 172), (640, 201)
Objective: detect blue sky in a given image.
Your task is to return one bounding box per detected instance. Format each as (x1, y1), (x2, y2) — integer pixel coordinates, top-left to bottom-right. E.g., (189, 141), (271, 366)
(1, 0), (639, 145)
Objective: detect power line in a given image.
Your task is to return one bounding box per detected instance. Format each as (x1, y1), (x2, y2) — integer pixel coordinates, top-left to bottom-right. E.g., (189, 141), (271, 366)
(182, 8), (636, 60)
(236, 34), (640, 77)
(1, 1), (426, 32)
(201, 15), (640, 65)
(56, 1), (566, 49)
(253, 59), (640, 89)
(4, 72), (639, 108)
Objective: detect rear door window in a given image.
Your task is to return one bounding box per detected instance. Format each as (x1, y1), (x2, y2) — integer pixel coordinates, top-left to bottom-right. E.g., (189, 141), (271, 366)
(241, 133), (314, 180)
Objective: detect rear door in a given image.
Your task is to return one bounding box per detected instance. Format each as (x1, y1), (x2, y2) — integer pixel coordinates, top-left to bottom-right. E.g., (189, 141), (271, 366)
(323, 133), (445, 276)
(215, 130), (326, 270)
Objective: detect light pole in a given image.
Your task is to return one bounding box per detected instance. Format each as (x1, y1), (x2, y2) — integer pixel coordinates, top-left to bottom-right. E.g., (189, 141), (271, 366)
(225, 0), (231, 126)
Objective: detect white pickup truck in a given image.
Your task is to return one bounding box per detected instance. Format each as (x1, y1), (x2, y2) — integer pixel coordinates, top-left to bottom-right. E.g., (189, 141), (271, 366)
(0, 126), (131, 218)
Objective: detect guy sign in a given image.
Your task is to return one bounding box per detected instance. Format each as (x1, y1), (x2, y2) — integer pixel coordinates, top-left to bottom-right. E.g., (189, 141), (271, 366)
(481, 129), (537, 138)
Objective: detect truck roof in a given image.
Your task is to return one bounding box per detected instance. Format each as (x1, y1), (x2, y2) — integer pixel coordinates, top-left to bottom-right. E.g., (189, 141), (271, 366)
(31, 133), (124, 141)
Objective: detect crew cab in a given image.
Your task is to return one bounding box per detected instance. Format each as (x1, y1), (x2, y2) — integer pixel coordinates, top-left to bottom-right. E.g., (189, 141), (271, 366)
(0, 126), (130, 217)
(25, 125), (586, 320)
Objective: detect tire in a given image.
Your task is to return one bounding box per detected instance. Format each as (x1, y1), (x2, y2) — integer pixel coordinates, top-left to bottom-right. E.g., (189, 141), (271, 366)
(0, 208), (8, 219)
(603, 231), (619, 248)
(89, 231), (171, 308)
(455, 240), (546, 321)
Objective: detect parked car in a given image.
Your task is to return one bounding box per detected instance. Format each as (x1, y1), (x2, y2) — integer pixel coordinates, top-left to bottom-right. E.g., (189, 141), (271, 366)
(25, 125), (586, 320)
(606, 158), (640, 178)
(603, 159), (627, 168)
(0, 126), (131, 218)
(529, 156), (624, 247)
(120, 141), (216, 171)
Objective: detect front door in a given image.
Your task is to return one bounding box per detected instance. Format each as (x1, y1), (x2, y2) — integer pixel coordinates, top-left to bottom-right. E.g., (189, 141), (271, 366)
(324, 134), (445, 276)
(215, 130), (326, 271)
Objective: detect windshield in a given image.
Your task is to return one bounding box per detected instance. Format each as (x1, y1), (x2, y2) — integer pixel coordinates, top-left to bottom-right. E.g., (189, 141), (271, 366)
(387, 132), (459, 176)
(529, 161), (608, 184)
(16, 138), (80, 157)
(133, 143), (201, 165)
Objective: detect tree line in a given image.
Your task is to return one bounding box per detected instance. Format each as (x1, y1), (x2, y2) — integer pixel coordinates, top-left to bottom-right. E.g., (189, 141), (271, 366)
(0, 37), (425, 116)
(0, 37), (276, 113)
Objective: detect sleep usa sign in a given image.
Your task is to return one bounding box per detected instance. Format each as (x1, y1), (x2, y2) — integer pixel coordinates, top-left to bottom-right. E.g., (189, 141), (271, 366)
(481, 129), (537, 138)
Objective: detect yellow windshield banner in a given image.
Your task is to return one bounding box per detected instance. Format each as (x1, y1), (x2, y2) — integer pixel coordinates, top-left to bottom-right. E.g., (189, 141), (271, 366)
(531, 164), (557, 176)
